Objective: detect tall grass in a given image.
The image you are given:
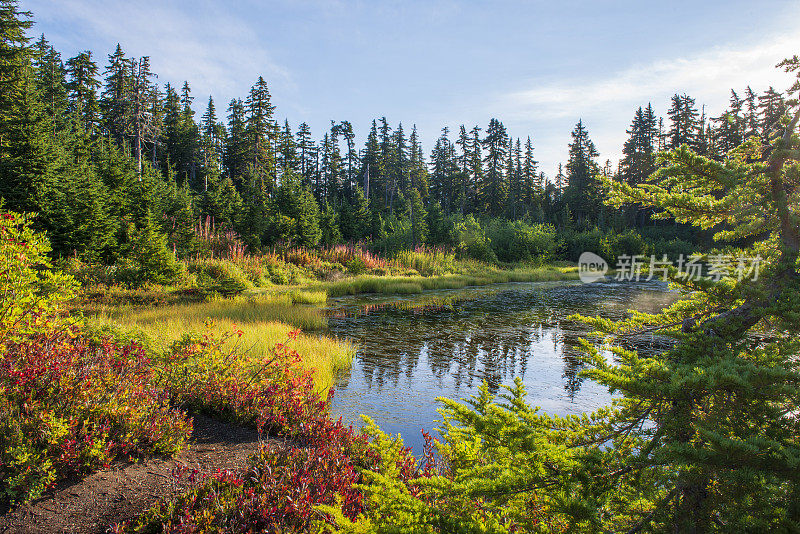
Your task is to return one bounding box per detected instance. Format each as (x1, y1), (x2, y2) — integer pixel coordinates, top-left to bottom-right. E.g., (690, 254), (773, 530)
(316, 265), (577, 297)
(392, 248), (456, 276)
(289, 289), (328, 305)
(92, 294), (352, 392)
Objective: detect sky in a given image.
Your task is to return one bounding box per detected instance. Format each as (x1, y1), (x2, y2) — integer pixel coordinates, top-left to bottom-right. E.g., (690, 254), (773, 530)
(21, 0), (800, 178)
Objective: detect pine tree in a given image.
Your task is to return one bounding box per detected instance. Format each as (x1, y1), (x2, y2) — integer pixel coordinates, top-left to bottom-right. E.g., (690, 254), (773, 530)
(65, 51), (100, 134)
(594, 57), (800, 530)
(32, 35), (68, 135)
(277, 119), (298, 178)
(359, 120), (380, 204)
(200, 96), (224, 190)
(245, 76), (277, 190)
(0, 1), (65, 218)
(129, 56), (155, 176)
(224, 98), (247, 183)
(481, 118), (508, 216)
(429, 127), (457, 211)
(563, 119), (599, 225)
(711, 89), (745, 155)
(757, 86), (787, 139)
(100, 43), (129, 145)
(521, 136), (538, 209)
(467, 126), (483, 214)
(408, 125), (428, 199)
(620, 105), (657, 225)
(332, 120), (356, 197)
(295, 121), (315, 187)
(667, 93), (700, 149)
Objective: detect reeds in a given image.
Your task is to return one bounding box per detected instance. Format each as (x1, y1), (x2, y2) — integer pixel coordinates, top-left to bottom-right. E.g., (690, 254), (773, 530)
(93, 294), (353, 392)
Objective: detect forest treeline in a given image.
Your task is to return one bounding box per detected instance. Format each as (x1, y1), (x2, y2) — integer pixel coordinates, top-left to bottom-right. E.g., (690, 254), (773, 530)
(0, 1), (792, 266)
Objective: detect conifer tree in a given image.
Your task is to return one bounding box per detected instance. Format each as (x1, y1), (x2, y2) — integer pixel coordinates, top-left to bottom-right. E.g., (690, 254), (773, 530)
(481, 118), (508, 216)
(563, 119), (599, 225)
(245, 76), (277, 189)
(100, 43), (129, 145)
(65, 51), (100, 134)
(277, 119), (298, 178)
(32, 35), (68, 135)
(667, 93), (700, 149)
(408, 125), (428, 199)
(521, 136), (538, 208)
(591, 58), (800, 530)
(200, 96), (224, 190)
(295, 121), (314, 187)
(359, 120), (380, 204)
(224, 98), (247, 183)
(757, 86), (787, 139)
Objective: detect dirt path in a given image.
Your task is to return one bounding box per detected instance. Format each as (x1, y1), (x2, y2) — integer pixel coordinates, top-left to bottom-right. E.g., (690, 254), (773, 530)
(0, 415), (275, 534)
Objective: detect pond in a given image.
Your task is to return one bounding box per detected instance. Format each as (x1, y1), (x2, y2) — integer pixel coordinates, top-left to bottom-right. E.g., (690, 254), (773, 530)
(325, 278), (679, 454)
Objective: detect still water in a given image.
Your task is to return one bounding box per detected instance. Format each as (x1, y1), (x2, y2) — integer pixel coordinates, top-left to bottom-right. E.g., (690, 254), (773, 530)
(325, 278), (677, 454)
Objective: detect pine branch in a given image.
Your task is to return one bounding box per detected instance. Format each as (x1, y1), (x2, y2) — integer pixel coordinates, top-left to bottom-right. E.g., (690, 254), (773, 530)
(624, 487), (679, 534)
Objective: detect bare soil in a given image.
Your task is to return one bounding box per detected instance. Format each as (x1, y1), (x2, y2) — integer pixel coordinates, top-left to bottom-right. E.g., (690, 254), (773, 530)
(0, 415), (275, 534)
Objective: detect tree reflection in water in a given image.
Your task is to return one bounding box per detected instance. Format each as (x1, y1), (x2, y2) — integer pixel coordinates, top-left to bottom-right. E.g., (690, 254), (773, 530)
(325, 279), (677, 454)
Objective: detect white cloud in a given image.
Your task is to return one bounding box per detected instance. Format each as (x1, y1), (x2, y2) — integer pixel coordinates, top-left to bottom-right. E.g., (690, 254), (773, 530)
(24, 0), (291, 108)
(500, 32), (800, 120)
(495, 31), (800, 176)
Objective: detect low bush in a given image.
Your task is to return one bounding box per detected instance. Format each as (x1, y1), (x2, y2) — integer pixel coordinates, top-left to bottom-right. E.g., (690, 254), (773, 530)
(115, 333), (419, 534)
(346, 257), (368, 275)
(115, 219), (184, 288)
(187, 258), (253, 296)
(158, 327), (333, 440)
(455, 216), (497, 263)
(485, 220), (559, 264)
(0, 330), (192, 505)
(118, 420), (383, 534)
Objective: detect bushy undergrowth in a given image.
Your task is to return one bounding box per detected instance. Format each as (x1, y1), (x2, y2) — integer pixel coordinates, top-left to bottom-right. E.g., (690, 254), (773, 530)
(187, 257), (253, 296)
(115, 335), (422, 534)
(0, 211), (191, 504)
(317, 381), (574, 534)
(485, 220), (560, 264)
(0, 329), (193, 504)
(159, 326), (331, 439)
(117, 421), (387, 534)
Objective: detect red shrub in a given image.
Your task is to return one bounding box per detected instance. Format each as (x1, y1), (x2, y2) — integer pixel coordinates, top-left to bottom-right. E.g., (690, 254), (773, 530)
(0, 325), (192, 503)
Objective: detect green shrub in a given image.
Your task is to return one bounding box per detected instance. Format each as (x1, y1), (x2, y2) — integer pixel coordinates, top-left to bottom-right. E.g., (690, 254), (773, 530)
(456, 216), (496, 263)
(346, 257), (368, 275)
(394, 249), (456, 276)
(486, 220), (559, 263)
(188, 258), (253, 296)
(115, 219), (183, 287)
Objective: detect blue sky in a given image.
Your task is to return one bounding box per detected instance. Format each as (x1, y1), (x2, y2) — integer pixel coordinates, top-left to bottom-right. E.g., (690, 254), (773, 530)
(21, 0), (800, 177)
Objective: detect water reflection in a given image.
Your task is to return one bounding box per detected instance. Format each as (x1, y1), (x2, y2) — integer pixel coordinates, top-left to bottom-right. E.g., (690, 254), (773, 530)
(326, 278), (677, 454)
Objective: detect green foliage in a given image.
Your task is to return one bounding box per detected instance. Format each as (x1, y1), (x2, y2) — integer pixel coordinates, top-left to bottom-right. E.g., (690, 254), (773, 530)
(0, 210), (77, 346)
(347, 257), (369, 275)
(116, 216), (183, 287)
(565, 62), (800, 530)
(560, 227), (648, 262)
(485, 219), (558, 264)
(455, 215), (496, 263)
(320, 381), (623, 533)
(394, 248), (456, 276)
(187, 257), (253, 296)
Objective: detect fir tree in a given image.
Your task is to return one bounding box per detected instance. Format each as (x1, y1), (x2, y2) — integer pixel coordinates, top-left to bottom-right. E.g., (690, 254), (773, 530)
(65, 51), (100, 134)
(481, 118), (508, 216)
(563, 119), (599, 225)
